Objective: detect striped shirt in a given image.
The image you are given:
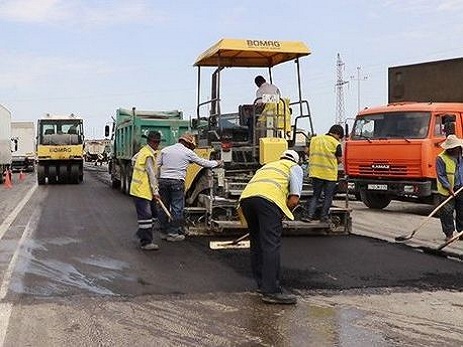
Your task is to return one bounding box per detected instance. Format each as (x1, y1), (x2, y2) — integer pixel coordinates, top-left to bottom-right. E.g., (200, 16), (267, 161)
(156, 142), (219, 180)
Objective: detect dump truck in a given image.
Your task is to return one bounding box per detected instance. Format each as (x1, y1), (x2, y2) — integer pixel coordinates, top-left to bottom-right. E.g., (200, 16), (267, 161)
(184, 38), (351, 235)
(345, 58), (463, 209)
(105, 108), (190, 194)
(11, 121), (35, 172)
(36, 114), (85, 184)
(85, 139), (110, 162)
(0, 104), (12, 184)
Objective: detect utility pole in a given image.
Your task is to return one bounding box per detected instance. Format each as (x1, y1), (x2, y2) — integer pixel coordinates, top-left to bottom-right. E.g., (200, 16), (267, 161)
(351, 66), (368, 112)
(335, 53), (349, 125)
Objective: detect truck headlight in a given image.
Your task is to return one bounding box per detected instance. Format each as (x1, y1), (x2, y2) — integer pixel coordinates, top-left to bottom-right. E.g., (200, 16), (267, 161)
(404, 185), (415, 193)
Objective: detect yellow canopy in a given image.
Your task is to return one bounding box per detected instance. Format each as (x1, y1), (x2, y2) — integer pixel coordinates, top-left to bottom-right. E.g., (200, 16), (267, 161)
(194, 38), (311, 68)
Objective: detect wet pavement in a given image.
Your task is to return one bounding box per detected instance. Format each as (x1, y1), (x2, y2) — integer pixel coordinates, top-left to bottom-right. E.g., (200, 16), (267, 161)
(0, 169), (461, 346)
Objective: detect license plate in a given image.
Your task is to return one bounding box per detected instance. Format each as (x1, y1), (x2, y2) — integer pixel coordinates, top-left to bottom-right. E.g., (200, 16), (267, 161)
(367, 184), (388, 191)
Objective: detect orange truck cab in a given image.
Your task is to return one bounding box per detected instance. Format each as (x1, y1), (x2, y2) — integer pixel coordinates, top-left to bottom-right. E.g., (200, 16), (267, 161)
(345, 58), (463, 209)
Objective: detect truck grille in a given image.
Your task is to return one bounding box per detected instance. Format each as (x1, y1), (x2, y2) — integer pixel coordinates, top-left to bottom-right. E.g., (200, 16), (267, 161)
(349, 161), (422, 177)
(358, 164), (407, 175)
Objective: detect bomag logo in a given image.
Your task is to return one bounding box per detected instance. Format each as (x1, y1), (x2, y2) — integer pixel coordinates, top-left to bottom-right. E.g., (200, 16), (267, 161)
(49, 148), (72, 153)
(246, 40), (281, 49)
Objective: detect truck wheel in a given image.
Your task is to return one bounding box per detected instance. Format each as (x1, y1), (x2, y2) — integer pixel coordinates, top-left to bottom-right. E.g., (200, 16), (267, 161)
(124, 171), (131, 195)
(58, 165), (68, 184)
(111, 179), (121, 189)
(70, 164), (79, 184)
(360, 191), (392, 209)
(48, 165), (57, 184)
(37, 164), (45, 185)
(120, 167), (126, 194)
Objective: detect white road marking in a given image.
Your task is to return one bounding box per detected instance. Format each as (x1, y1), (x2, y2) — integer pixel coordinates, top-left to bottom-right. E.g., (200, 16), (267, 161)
(0, 184), (38, 346)
(0, 184), (37, 241)
(0, 210), (38, 300)
(0, 303), (12, 347)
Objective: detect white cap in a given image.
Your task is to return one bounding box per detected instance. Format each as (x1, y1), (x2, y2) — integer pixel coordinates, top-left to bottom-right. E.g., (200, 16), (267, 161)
(280, 149), (299, 163)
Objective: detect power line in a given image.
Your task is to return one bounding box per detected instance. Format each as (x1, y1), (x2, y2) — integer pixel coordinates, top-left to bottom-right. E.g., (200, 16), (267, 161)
(350, 66), (368, 112)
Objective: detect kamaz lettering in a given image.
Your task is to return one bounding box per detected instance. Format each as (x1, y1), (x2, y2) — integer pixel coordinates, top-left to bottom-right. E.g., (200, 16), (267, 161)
(371, 164), (390, 170)
(246, 40), (281, 49)
(49, 148), (72, 153)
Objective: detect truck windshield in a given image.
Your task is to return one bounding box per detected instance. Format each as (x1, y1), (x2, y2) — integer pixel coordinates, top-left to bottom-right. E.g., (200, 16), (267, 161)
(351, 112), (431, 140)
(40, 120), (83, 145)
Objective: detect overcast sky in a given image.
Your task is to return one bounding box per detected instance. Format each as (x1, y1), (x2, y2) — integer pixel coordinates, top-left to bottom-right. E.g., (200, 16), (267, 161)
(1, 0), (463, 138)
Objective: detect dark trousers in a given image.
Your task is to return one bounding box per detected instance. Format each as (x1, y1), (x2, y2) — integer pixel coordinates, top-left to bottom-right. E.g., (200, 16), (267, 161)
(133, 197), (158, 246)
(438, 192), (463, 237)
(240, 196), (283, 294)
(158, 178), (185, 235)
(305, 177), (337, 220)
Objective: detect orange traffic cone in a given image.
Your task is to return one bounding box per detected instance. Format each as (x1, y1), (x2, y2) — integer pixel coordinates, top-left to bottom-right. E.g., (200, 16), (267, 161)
(3, 170), (12, 189)
(19, 170), (25, 181)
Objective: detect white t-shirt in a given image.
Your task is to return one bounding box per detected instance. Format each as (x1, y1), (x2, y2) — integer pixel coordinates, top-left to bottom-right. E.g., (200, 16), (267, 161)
(156, 143), (218, 181)
(256, 82), (280, 102)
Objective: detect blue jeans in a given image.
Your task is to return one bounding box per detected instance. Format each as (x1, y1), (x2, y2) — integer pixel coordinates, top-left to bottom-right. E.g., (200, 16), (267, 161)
(305, 177), (337, 220)
(133, 197), (158, 246)
(158, 178), (185, 235)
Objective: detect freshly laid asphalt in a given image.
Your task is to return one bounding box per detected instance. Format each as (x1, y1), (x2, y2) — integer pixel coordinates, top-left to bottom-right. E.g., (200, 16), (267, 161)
(8, 168), (462, 299)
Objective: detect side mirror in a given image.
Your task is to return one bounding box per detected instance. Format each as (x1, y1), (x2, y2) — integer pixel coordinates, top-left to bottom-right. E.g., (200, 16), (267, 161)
(104, 125), (110, 138)
(191, 118), (198, 129)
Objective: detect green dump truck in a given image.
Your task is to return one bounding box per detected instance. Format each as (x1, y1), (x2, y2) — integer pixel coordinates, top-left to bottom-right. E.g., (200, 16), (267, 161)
(105, 107), (190, 193)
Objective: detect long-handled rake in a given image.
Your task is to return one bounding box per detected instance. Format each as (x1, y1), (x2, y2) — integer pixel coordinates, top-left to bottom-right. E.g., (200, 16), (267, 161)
(421, 230), (463, 258)
(395, 186), (463, 242)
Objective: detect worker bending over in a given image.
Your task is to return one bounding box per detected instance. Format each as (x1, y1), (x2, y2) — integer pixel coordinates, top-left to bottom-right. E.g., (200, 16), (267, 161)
(239, 149), (303, 305)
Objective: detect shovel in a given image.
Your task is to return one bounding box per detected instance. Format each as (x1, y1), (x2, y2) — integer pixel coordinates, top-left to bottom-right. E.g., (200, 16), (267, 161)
(209, 233), (250, 250)
(395, 186), (463, 242)
(156, 197), (172, 221)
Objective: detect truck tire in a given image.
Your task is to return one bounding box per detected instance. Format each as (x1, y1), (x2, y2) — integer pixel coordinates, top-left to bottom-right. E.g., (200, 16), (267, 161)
(37, 164), (45, 185)
(48, 165), (57, 184)
(58, 165), (68, 184)
(120, 167), (126, 194)
(70, 164), (79, 184)
(111, 179), (120, 189)
(124, 170), (131, 195)
(360, 191), (392, 209)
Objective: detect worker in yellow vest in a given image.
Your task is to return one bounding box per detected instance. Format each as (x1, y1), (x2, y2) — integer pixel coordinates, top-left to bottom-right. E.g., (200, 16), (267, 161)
(239, 149), (303, 305)
(130, 131), (162, 251)
(302, 124), (344, 223)
(436, 134), (463, 241)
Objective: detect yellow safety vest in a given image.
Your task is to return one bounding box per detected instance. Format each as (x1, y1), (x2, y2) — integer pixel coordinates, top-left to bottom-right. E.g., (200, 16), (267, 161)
(309, 134), (340, 181)
(240, 159), (296, 220)
(130, 145), (157, 200)
(260, 98), (291, 132)
(437, 151), (456, 196)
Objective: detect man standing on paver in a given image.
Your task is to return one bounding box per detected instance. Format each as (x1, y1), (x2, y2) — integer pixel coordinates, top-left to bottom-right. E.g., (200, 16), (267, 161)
(239, 149), (303, 305)
(156, 133), (223, 242)
(129, 131), (162, 251)
(302, 124), (344, 223)
(436, 134), (463, 241)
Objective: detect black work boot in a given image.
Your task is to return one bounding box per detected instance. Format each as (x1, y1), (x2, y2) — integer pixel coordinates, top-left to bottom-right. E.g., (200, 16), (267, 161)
(262, 289), (297, 305)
